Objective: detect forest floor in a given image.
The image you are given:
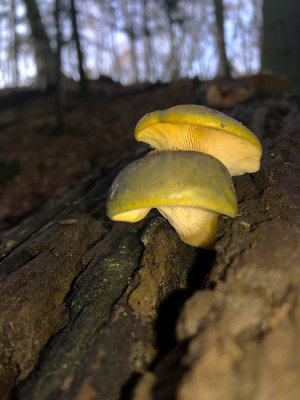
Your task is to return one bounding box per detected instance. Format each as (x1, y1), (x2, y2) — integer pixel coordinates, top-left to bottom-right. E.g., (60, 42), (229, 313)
(0, 79), (195, 241)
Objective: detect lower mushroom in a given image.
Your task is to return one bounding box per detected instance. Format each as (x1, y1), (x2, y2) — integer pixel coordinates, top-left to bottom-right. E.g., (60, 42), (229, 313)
(107, 151), (237, 248)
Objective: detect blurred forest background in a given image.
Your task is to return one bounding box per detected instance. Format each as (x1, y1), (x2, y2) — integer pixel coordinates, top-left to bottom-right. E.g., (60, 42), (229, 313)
(1, 0), (262, 87)
(0, 0), (299, 239)
(0, 0), (299, 90)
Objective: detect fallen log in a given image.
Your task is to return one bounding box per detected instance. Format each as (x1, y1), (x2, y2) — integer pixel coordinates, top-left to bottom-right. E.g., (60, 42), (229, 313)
(0, 96), (299, 400)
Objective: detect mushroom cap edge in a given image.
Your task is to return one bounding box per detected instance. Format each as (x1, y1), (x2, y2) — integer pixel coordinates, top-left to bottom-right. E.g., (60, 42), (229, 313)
(135, 104), (262, 153)
(107, 151), (238, 222)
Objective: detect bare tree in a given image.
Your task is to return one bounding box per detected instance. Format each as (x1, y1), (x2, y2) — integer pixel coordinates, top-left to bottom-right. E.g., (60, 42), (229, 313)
(124, 2), (139, 82)
(10, 0), (19, 85)
(162, 0), (180, 80)
(22, 0), (56, 89)
(142, 0), (152, 80)
(54, 0), (64, 128)
(70, 0), (87, 96)
(213, 0), (232, 78)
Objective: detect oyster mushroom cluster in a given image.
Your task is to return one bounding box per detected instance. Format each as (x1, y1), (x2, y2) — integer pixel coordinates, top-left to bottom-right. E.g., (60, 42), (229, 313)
(107, 105), (262, 248)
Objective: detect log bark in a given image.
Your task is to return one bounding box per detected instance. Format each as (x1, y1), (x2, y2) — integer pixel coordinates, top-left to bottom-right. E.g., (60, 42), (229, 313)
(0, 96), (299, 400)
(133, 97), (300, 400)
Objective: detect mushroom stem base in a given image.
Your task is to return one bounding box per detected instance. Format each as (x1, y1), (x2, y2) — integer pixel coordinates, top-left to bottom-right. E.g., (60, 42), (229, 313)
(157, 206), (218, 248)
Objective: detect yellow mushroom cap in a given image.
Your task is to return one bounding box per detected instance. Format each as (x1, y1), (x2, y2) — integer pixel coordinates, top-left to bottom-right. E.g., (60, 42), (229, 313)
(107, 151), (237, 248)
(134, 104), (262, 176)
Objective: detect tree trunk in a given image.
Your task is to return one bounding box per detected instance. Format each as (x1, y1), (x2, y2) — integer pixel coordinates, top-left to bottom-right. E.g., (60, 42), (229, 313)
(23, 0), (56, 89)
(168, 18), (180, 81)
(262, 0), (300, 94)
(124, 4), (139, 82)
(0, 96), (299, 400)
(143, 0), (151, 80)
(54, 0), (64, 129)
(11, 0), (19, 86)
(125, 29), (139, 83)
(213, 0), (231, 78)
(70, 0), (88, 96)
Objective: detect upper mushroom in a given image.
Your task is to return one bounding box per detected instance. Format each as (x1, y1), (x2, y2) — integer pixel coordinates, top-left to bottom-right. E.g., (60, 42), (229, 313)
(134, 104), (262, 176)
(107, 151), (237, 248)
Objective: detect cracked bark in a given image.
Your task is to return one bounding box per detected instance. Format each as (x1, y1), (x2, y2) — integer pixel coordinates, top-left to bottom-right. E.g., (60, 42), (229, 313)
(0, 96), (299, 400)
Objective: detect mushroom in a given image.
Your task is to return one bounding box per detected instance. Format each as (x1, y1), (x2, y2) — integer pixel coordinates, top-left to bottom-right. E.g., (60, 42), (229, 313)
(247, 71), (290, 96)
(107, 151), (237, 248)
(206, 79), (252, 108)
(134, 104), (262, 176)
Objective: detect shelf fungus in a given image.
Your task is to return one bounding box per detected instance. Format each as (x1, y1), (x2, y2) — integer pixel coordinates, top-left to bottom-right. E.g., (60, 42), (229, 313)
(134, 104), (262, 176)
(107, 151), (237, 248)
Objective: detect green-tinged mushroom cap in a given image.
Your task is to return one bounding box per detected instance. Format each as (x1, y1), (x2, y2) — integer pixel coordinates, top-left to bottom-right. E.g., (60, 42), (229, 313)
(134, 104), (262, 176)
(107, 151), (237, 248)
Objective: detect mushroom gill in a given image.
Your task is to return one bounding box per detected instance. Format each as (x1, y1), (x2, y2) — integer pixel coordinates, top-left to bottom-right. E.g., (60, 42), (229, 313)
(135, 104), (262, 176)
